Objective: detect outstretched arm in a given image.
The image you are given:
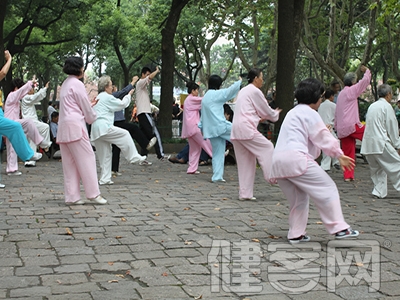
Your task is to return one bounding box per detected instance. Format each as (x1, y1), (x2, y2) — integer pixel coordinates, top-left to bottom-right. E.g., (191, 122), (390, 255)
(149, 66), (160, 80)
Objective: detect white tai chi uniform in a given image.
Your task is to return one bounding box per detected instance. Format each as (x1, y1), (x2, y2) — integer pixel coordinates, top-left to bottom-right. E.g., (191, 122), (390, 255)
(91, 92), (145, 185)
(270, 104), (349, 239)
(21, 87), (52, 166)
(361, 98), (400, 198)
(317, 99), (339, 170)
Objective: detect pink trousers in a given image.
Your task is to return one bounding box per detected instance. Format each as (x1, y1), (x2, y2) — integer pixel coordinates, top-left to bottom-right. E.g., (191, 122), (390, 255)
(232, 132), (274, 199)
(6, 119), (44, 173)
(187, 132), (213, 174)
(60, 134), (100, 203)
(277, 159), (349, 239)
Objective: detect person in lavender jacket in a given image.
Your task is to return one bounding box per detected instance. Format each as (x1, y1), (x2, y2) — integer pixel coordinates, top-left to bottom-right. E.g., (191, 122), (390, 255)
(199, 75), (242, 183)
(181, 82), (213, 175)
(231, 68), (281, 200)
(335, 65), (371, 181)
(271, 78), (359, 243)
(57, 56), (106, 205)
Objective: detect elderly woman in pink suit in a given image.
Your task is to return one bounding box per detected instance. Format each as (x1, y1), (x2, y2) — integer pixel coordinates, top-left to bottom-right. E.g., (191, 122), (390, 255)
(271, 78), (358, 243)
(57, 56), (106, 205)
(181, 82), (212, 174)
(231, 68), (281, 200)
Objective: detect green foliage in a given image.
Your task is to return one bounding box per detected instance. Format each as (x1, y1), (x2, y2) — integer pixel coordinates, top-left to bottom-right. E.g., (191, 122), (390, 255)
(359, 101), (372, 122)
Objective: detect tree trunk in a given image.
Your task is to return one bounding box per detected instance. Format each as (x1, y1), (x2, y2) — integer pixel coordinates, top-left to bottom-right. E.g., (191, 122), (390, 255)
(159, 0), (189, 140)
(275, 0), (305, 136)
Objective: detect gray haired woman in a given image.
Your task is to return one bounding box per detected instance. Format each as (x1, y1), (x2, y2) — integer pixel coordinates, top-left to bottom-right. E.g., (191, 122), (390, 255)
(91, 75), (146, 186)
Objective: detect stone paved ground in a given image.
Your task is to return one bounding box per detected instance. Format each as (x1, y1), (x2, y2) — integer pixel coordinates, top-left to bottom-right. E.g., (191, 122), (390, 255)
(0, 154), (399, 300)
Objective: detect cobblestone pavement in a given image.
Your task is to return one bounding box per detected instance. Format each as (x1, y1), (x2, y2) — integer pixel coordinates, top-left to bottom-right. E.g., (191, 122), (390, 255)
(0, 154), (399, 300)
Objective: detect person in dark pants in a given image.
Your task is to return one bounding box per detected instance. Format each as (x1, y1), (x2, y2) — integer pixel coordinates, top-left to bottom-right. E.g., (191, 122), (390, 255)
(136, 66), (169, 160)
(111, 77), (157, 176)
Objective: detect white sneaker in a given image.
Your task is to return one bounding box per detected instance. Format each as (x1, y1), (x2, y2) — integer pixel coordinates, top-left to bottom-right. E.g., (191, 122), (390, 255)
(146, 137), (157, 150)
(99, 181), (114, 185)
(0, 183), (5, 189)
(88, 195), (107, 204)
(212, 179), (226, 183)
(24, 161), (36, 167)
(131, 156), (147, 164)
(111, 171), (122, 176)
(30, 152), (42, 161)
(139, 160), (152, 166)
(7, 171), (22, 176)
(239, 197), (257, 200)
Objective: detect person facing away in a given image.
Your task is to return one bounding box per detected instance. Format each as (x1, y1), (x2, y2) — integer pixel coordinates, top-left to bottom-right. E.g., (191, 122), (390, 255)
(58, 56), (107, 205)
(335, 65), (371, 181)
(231, 68), (281, 200)
(271, 78), (359, 243)
(199, 74), (242, 183)
(317, 89), (340, 171)
(361, 84), (400, 199)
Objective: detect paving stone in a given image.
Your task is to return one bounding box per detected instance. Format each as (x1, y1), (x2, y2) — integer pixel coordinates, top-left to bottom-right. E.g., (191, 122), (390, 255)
(53, 264), (91, 273)
(90, 262), (131, 272)
(1, 156), (399, 299)
(50, 282), (100, 294)
(9, 286), (51, 298)
(0, 276), (39, 288)
(136, 286), (189, 299)
(15, 266), (54, 276)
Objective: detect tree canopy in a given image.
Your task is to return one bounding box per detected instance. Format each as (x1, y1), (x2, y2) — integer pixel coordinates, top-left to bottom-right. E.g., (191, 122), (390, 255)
(1, 0), (399, 137)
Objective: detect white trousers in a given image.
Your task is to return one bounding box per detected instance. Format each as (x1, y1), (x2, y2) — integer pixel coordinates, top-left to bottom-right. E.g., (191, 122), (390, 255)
(320, 130), (339, 170)
(277, 159), (349, 239)
(365, 143), (400, 198)
(93, 126), (145, 184)
(27, 120), (52, 165)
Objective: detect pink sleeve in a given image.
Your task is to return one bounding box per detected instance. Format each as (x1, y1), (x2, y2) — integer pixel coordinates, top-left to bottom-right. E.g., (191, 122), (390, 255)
(75, 82), (97, 124)
(308, 118), (343, 158)
(351, 69), (371, 97)
(8, 81), (32, 105)
(253, 89), (279, 122)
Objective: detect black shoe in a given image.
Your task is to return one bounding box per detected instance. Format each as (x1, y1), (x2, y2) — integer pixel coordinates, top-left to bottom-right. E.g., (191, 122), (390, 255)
(44, 150), (51, 158)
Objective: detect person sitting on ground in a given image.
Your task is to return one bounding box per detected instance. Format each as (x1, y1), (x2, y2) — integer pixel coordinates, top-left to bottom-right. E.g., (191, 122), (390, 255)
(50, 111), (61, 159)
(169, 144), (211, 165)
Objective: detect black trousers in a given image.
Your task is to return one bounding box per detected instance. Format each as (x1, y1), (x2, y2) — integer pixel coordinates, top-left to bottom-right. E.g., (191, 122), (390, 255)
(111, 120), (149, 172)
(138, 113), (164, 159)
